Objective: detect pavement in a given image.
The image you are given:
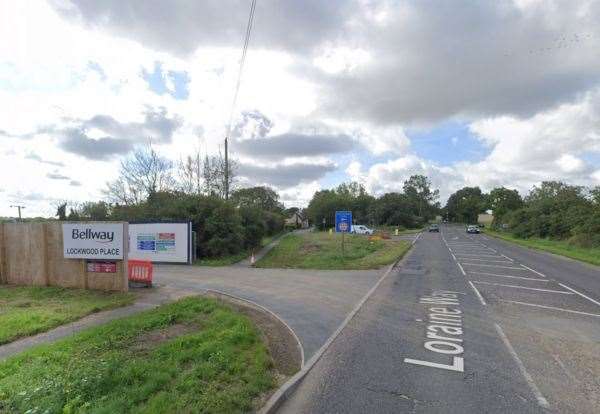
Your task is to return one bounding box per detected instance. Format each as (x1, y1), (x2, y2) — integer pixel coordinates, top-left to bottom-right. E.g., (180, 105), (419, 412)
(234, 230), (295, 267)
(279, 224), (600, 413)
(154, 263), (384, 360)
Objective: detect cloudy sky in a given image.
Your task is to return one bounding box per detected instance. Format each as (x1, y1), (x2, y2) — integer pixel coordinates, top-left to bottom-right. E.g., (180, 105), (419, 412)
(2, 0), (600, 217)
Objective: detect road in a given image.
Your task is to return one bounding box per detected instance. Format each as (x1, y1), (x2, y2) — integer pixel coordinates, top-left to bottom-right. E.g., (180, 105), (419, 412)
(279, 224), (600, 413)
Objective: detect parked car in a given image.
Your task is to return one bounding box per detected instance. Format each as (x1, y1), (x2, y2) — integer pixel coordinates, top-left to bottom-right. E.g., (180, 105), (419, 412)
(428, 224), (440, 232)
(351, 225), (374, 235)
(466, 225), (480, 234)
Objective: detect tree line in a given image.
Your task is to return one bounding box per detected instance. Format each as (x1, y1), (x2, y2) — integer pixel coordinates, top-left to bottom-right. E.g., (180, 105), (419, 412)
(39, 143), (600, 256)
(306, 175), (441, 230)
(55, 145), (290, 259)
(444, 182), (600, 248)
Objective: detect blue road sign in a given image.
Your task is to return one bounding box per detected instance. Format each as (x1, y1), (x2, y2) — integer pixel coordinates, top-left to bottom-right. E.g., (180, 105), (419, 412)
(335, 211), (353, 233)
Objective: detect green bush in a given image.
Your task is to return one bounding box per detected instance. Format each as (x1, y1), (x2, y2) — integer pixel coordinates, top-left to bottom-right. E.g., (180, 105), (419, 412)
(240, 206), (266, 250)
(263, 211), (284, 235)
(570, 210), (600, 248)
(203, 202), (244, 256)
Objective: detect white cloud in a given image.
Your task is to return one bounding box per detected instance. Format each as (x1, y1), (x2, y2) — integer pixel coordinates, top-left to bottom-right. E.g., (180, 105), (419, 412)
(2, 0), (600, 217)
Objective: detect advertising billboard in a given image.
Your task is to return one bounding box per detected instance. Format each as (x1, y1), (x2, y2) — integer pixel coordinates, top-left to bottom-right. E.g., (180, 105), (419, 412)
(63, 222), (125, 260)
(128, 222), (192, 264)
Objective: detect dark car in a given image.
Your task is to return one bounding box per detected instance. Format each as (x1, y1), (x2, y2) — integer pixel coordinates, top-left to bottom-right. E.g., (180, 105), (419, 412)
(466, 225), (480, 234)
(428, 223), (440, 232)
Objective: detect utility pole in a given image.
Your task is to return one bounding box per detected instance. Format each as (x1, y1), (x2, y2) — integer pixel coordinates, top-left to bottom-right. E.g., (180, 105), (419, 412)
(224, 137), (229, 200)
(10, 205), (25, 221)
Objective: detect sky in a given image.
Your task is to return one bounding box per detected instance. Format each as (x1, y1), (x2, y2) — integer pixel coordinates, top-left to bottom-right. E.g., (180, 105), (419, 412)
(1, 0), (600, 218)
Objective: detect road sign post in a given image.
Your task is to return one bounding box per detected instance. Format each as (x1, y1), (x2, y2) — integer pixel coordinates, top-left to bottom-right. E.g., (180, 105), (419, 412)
(335, 211), (353, 259)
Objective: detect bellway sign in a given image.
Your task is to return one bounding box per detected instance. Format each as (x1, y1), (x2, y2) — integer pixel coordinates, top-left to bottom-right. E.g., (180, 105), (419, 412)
(335, 211), (353, 233)
(63, 223), (125, 260)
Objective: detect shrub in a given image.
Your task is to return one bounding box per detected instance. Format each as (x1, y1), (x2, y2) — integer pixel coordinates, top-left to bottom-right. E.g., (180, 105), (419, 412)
(263, 211), (284, 235)
(569, 211), (600, 248)
(239, 206), (266, 250)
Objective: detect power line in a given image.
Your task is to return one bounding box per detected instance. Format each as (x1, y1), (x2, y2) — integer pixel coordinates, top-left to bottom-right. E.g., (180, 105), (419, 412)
(224, 0), (257, 200)
(10, 205), (25, 221)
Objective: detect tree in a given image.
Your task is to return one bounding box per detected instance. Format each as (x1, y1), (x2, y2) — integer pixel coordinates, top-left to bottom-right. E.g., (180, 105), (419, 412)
(230, 186), (284, 212)
(445, 187), (487, 223)
(56, 202), (67, 221)
(105, 144), (174, 205)
(370, 192), (417, 228)
(403, 175), (439, 221)
(178, 151), (203, 195)
(78, 201), (110, 221)
(488, 187), (523, 227)
(201, 151), (236, 199)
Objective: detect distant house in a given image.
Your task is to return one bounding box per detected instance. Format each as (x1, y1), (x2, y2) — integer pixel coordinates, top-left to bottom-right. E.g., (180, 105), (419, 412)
(477, 211), (494, 226)
(285, 212), (309, 229)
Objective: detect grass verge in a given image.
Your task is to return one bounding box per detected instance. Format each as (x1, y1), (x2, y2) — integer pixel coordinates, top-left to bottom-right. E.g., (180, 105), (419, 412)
(255, 231), (411, 270)
(484, 229), (600, 267)
(0, 286), (134, 345)
(194, 232), (287, 266)
(375, 225), (423, 235)
(0, 296), (275, 413)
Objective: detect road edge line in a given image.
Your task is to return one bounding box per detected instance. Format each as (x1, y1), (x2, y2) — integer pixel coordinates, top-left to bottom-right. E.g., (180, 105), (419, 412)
(259, 244), (415, 414)
(494, 323), (550, 409)
(482, 231), (600, 270)
(468, 280), (487, 306)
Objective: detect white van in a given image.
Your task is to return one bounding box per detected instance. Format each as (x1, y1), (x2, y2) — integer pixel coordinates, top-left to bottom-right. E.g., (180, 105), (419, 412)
(351, 225), (374, 235)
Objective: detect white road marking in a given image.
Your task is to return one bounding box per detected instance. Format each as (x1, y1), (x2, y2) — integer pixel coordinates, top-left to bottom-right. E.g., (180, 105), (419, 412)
(467, 271), (548, 282)
(500, 254), (514, 262)
(412, 232), (422, 245)
(456, 262), (466, 276)
(558, 283), (600, 308)
(405, 291), (465, 372)
(552, 354), (579, 383)
(472, 281), (573, 294)
(500, 300), (600, 317)
(460, 263), (527, 270)
(453, 253), (503, 258)
(494, 323), (550, 409)
(468, 281), (487, 306)
(520, 265), (547, 278)
(458, 258), (513, 264)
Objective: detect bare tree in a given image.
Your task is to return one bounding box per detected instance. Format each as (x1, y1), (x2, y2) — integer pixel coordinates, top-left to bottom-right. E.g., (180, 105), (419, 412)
(104, 144), (174, 204)
(198, 150), (237, 198)
(178, 150), (203, 195)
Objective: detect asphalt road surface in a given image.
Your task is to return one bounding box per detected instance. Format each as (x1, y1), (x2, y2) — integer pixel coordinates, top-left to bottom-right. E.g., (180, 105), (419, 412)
(279, 224), (600, 413)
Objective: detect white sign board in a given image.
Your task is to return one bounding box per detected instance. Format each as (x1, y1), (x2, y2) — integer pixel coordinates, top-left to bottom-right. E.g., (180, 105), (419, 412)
(128, 222), (191, 264)
(63, 223), (124, 260)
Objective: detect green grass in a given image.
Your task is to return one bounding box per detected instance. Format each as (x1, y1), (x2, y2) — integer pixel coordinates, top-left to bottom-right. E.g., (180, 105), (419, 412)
(194, 232), (286, 267)
(255, 231), (411, 270)
(194, 250), (250, 266)
(0, 286), (134, 345)
(0, 296), (275, 413)
(374, 225), (423, 235)
(484, 229), (600, 267)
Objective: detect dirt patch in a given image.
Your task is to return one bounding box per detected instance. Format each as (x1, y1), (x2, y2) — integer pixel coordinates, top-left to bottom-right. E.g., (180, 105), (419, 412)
(301, 244), (319, 254)
(131, 323), (197, 352)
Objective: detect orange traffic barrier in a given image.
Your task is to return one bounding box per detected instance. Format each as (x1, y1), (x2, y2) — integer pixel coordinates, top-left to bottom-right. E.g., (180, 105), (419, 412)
(128, 260), (153, 286)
